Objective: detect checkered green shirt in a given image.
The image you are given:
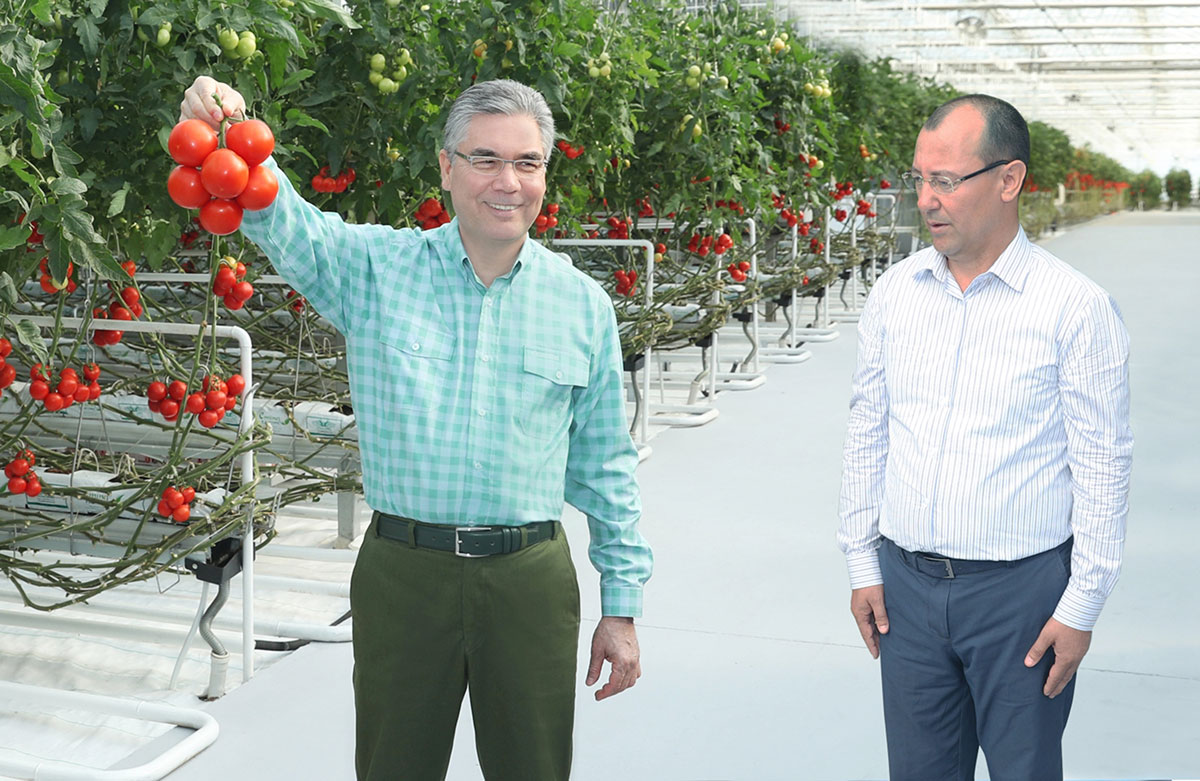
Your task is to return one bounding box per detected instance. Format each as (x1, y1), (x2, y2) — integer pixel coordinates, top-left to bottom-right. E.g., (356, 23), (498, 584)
(241, 160), (651, 616)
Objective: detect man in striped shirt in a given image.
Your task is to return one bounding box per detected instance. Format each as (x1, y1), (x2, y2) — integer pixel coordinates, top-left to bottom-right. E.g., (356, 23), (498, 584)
(838, 95), (1131, 780)
(181, 77), (652, 781)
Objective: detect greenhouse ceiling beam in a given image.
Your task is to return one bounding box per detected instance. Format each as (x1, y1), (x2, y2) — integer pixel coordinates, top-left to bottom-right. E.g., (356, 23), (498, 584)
(913, 55), (1200, 66)
(791, 0), (1200, 10)
(893, 38), (1200, 47)
(820, 23), (1200, 33)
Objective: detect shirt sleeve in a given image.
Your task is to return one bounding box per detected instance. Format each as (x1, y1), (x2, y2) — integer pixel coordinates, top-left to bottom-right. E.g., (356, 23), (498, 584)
(563, 295), (653, 617)
(837, 283), (890, 589)
(1052, 292), (1132, 631)
(238, 158), (375, 336)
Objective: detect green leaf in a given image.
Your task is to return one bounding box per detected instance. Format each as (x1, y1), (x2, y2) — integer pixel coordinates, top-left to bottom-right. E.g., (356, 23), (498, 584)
(0, 225), (26, 251)
(553, 42), (582, 59)
(59, 198), (103, 244)
(277, 68), (315, 97)
(51, 177), (87, 196)
(77, 16), (101, 58)
(107, 184), (129, 218)
(0, 272), (17, 308)
(284, 108), (329, 134)
(294, 0), (360, 30)
(89, 0), (110, 16)
(31, 0), (52, 25)
(15, 319), (49, 366)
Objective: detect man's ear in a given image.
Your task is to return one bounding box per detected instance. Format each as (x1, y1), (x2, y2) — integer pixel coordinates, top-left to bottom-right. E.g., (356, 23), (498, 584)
(438, 149), (452, 190)
(1001, 160), (1028, 203)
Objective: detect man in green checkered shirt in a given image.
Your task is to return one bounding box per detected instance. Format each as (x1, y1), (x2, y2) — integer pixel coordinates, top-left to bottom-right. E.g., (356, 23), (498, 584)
(181, 76), (653, 780)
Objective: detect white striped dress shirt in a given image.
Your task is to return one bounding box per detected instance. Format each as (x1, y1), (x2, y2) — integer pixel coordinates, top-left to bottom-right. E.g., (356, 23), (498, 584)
(837, 228), (1132, 631)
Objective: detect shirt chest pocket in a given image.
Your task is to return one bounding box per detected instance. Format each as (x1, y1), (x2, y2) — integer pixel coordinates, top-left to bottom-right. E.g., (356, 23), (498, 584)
(517, 347), (590, 440)
(379, 324), (456, 413)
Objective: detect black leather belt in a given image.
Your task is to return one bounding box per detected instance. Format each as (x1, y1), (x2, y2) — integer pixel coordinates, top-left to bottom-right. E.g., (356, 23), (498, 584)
(373, 511), (558, 557)
(889, 537), (1071, 579)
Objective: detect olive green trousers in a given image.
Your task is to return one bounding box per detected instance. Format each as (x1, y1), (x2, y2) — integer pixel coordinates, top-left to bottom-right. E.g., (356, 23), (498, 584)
(350, 518), (581, 780)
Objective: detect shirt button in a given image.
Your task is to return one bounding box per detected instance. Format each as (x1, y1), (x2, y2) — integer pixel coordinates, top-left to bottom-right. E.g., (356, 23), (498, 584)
(474, 461), (483, 470)
(481, 355), (490, 363)
(478, 408), (487, 417)
(411, 342), (420, 351)
(555, 371), (563, 380)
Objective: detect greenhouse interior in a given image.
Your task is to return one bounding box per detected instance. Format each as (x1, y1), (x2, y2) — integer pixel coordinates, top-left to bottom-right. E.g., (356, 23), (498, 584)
(0, 0), (1196, 779)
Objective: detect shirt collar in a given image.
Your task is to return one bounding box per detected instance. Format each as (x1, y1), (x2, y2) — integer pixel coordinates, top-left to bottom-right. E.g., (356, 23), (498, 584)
(439, 217), (532, 288)
(913, 227), (1033, 293)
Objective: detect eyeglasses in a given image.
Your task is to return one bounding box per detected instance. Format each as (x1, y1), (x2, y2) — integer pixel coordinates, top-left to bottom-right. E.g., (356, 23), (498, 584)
(453, 151), (547, 178)
(900, 159), (1013, 195)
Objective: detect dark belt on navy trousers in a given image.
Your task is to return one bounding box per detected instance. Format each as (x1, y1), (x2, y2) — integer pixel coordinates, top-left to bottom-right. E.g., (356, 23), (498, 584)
(373, 511), (558, 558)
(890, 537), (1072, 579)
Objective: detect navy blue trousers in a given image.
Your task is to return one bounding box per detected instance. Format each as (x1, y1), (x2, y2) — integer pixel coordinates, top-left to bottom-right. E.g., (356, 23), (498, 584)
(878, 537), (1075, 781)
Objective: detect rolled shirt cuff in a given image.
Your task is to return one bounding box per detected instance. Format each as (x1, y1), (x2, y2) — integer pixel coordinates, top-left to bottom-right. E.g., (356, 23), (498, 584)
(846, 550), (884, 590)
(601, 585), (643, 618)
(1052, 585), (1106, 631)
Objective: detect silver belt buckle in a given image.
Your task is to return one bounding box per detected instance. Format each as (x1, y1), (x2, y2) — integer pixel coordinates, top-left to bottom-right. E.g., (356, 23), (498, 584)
(923, 556), (955, 578)
(455, 526), (491, 558)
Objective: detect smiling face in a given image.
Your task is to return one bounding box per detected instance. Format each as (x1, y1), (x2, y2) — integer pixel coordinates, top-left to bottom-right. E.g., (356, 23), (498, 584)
(912, 104), (1020, 272)
(439, 112), (546, 264)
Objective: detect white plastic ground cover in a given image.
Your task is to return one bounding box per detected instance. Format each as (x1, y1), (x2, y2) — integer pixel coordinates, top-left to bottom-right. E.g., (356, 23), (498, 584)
(0, 494), (358, 776)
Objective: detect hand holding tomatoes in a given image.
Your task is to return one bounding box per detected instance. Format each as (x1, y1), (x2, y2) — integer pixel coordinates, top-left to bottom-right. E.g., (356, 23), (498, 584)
(179, 75), (246, 129)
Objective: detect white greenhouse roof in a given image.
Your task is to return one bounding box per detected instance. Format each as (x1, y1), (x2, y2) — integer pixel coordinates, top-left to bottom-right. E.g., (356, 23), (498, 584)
(785, 0), (1200, 177)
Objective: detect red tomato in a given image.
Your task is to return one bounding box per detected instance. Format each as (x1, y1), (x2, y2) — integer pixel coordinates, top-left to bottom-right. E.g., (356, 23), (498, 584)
(198, 408), (221, 428)
(223, 395), (237, 411)
(185, 393), (206, 415)
(168, 119), (218, 167)
(43, 392), (65, 411)
(0, 338), (10, 357)
(157, 499), (172, 517)
(181, 486), (196, 503)
(225, 119), (274, 167)
(9, 459), (29, 477)
(168, 380), (187, 401)
(88, 381), (101, 401)
(200, 148), (250, 199)
(159, 398), (180, 418)
(122, 260), (137, 277)
(233, 281), (253, 301)
(167, 165), (211, 209)
(24, 479), (42, 497)
(82, 362), (101, 381)
(205, 390), (227, 410)
(199, 199), (243, 235)
(223, 293), (244, 310)
(73, 385), (90, 403)
(225, 374), (246, 396)
(236, 165), (278, 211)
(164, 487), (184, 509)
(8, 477), (27, 494)
(147, 381), (167, 402)
(172, 504), (191, 523)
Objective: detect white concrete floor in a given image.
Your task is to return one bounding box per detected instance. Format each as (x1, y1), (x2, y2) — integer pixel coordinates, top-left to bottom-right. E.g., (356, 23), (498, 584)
(140, 211), (1199, 780)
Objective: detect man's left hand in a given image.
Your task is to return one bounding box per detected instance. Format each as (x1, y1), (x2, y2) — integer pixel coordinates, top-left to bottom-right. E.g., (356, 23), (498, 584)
(586, 616), (641, 701)
(1024, 617), (1092, 698)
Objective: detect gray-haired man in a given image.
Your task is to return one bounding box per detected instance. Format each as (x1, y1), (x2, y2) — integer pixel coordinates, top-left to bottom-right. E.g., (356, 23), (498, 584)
(180, 76), (653, 781)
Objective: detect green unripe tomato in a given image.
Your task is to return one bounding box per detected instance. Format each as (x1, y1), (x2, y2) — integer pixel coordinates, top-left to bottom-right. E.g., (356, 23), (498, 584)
(137, 27), (149, 42)
(368, 71), (383, 85)
(161, 21), (171, 32)
(691, 123), (703, 139)
(599, 64), (611, 78)
(687, 65), (701, 77)
(501, 57), (513, 69)
(386, 0), (401, 6)
(236, 32), (256, 58)
(155, 27), (170, 46)
(685, 76), (699, 88)
(392, 65), (408, 80)
(370, 53), (385, 72)
(398, 48), (412, 66)
(378, 77), (396, 93)
(588, 65), (600, 78)
(718, 75), (729, 88)
(219, 28), (239, 50)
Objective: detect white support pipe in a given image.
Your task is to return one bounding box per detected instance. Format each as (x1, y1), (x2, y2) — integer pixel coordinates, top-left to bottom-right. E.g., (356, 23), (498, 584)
(19, 315), (258, 682)
(0, 681), (218, 781)
(548, 238), (654, 448)
(744, 217), (760, 374)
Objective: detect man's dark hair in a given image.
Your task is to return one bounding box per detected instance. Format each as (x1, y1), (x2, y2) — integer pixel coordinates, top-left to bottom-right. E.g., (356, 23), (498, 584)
(925, 94), (1030, 170)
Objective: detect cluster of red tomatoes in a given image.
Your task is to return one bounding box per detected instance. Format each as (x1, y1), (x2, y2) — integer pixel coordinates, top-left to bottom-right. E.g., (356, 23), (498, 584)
(855, 198), (877, 218)
(286, 290), (306, 313)
(0, 338), (16, 390)
(414, 198), (451, 230)
(687, 232), (734, 257)
(311, 166), (356, 193)
(773, 116), (792, 135)
(771, 193), (802, 229)
(714, 199), (746, 217)
(726, 260), (752, 283)
(603, 215), (632, 240)
(91, 261), (141, 346)
(613, 269), (638, 297)
(555, 140), (585, 160)
(635, 198), (654, 218)
(4, 450), (42, 498)
(829, 181), (857, 201)
(167, 118), (278, 236)
(28, 363), (103, 411)
(146, 373), (246, 428)
(212, 256), (254, 311)
(37, 257), (77, 295)
(533, 202), (559, 236)
(156, 484), (197, 523)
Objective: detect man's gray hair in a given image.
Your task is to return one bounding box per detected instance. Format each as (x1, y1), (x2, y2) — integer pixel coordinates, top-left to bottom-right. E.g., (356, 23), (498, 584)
(442, 79), (555, 161)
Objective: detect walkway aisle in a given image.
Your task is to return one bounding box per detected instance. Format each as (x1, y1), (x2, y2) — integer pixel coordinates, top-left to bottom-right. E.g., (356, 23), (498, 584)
(162, 211), (1200, 780)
